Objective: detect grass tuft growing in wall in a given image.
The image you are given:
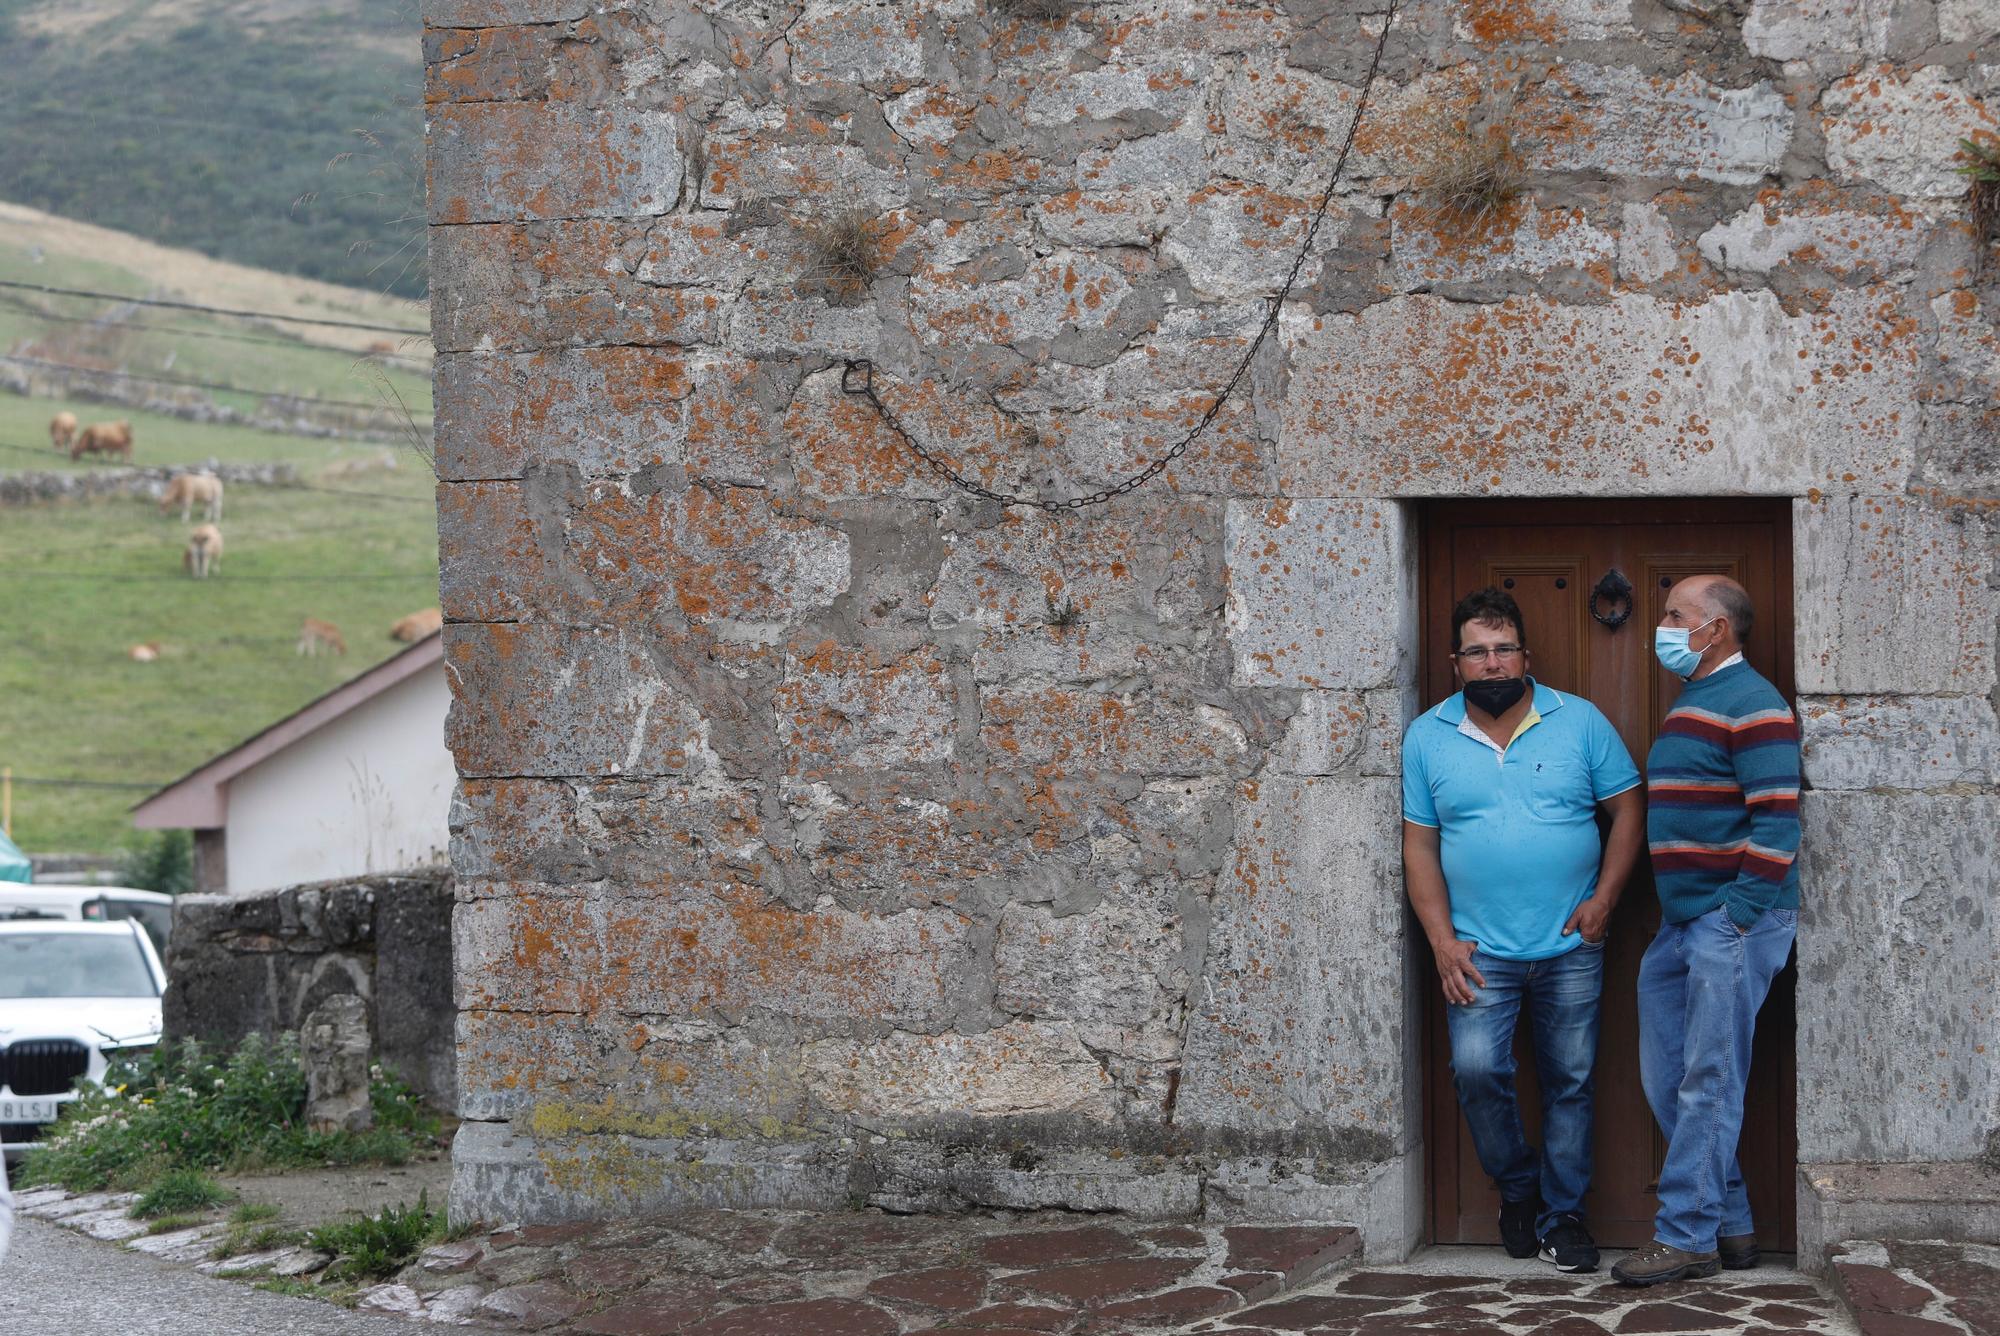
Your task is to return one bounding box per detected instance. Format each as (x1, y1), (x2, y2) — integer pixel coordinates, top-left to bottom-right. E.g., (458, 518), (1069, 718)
(1957, 136), (2000, 276)
(795, 209), (881, 300)
(1414, 95), (1530, 233)
(990, 0), (1077, 20)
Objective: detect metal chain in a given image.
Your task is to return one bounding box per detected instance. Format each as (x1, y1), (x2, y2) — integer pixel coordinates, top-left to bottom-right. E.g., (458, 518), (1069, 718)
(841, 0), (1399, 512)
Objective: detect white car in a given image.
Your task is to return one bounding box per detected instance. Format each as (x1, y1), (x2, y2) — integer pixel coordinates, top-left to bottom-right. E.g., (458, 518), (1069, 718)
(0, 920), (165, 1158)
(0, 884), (175, 958)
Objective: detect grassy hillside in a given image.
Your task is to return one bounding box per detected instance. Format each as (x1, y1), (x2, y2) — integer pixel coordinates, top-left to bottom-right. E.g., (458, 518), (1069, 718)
(0, 0), (426, 299)
(0, 437), (441, 854)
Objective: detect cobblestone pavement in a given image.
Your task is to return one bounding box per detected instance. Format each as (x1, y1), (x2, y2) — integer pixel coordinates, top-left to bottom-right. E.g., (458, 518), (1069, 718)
(1827, 1240), (2000, 1336)
(1193, 1248), (1862, 1335)
(26, 1182), (1972, 1334)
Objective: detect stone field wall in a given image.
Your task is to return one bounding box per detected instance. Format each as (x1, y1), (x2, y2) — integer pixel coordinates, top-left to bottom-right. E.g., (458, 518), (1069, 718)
(426, 0), (2000, 1252)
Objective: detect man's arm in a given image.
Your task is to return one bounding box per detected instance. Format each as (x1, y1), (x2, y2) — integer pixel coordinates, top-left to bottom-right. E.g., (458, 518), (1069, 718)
(1403, 820), (1485, 1005)
(1562, 786), (1643, 942)
(1722, 706), (1802, 929)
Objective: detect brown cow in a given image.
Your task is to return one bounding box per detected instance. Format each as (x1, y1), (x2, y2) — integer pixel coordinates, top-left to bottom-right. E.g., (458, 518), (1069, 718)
(159, 472), (224, 523)
(72, 420), (133, 462)
(183, 523), (223, 579)
(297, 617), (347, 656)
(389, 607), (442, 642)
(50, 411), (77, 453)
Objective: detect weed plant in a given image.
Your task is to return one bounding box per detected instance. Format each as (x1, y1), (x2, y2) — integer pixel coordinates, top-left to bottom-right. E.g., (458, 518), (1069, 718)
(131, 1168), (230, 1218)
(1957, 137), (2000, 275)
(796, 210), (879, 299)
(309, 1191), (444, 1281)
(211, 1202), (305, 1260)
(991, 0), (1076, 18)
(18, 1036), (440, 1193)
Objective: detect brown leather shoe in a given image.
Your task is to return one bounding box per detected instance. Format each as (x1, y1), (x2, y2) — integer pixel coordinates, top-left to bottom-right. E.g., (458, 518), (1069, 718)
(1611, 1239), (1721, 1286)
(1718, 1233), (1760, 1270)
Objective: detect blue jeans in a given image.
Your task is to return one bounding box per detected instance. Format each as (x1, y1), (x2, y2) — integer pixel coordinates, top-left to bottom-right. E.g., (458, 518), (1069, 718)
(1637, 905), (1797, 1252)
(1446, 940), (1605, 1236)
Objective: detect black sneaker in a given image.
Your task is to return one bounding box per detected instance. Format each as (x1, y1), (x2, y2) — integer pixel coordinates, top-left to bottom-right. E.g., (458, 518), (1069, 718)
(1538, 1213), (1600, 1273)
(1499, 1195), (1543, 1259)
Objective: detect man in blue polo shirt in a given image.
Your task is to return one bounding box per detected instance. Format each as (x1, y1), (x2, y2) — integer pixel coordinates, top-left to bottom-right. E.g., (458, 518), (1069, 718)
(1403, 587), (1643, 1273)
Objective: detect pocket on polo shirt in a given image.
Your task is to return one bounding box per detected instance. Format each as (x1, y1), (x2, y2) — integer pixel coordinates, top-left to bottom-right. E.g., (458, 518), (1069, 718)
(1526, 759), (1592, 821)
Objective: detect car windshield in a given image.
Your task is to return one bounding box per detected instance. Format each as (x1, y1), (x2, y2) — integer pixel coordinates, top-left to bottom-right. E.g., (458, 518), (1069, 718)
(0, 932), (158, 999)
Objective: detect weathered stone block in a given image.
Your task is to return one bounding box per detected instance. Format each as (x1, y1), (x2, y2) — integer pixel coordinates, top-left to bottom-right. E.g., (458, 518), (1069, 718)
(1697, 186), (1929, 281)
(423, 0), (590, 26)
(799, 1023), (1116, 1120)
(978, 687), (1252, 773)
(425, 25), (557, 104)
(444, 622), (718, 778)
(1794, 494), (1995, 695)
(451, 777), (776, 890)
(774, 645), (955, 774)
(994, 888), (1188, 1061)
(454, 890), (972, 1029)
(1800, 694), (2000, 790)
(1390, 201), (1616, 290)
(929, 502), (1218, 633)
(1743, 0), (1895, 59)
(787, 5), (928, 93)
(1224, 498), (1413, 689)
(1822, 65), (1998, 199)
(1278, 290), (1919, 497)
(433, 347), (697, 480)
(1798, 792), (2000, 1162)
(303, 994), (374, 1133)
(1267, 689), (1408, 778)
(1177, 776), (1412, 1148)
(428, 104), (681, 224)
(1523, 65), (1792, 186)
(449, 1120), (850, 1224)
(429, 222), (723, 352)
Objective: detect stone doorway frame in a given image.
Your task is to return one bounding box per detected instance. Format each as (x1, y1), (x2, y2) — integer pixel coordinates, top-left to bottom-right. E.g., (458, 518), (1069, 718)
(1217, 479), (1993, 1268)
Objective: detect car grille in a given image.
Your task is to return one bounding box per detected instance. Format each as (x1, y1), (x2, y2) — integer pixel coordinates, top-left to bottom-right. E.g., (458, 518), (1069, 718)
(2, 1121), (48, 1144)
(1, 1038), (91, 1096)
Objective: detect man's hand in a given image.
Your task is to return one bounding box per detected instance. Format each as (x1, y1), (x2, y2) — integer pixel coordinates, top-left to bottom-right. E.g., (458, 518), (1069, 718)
(1433, 938), (1486, 1005)
(1562, 894), (1615, 944)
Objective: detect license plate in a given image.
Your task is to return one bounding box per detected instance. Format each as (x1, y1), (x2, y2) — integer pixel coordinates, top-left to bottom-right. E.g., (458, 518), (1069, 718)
(0, 1097), (61, 1123)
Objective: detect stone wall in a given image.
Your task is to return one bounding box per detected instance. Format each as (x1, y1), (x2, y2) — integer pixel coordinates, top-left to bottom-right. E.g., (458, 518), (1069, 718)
(426, 0), (2000, 1252)
(165, 871), (456, 1110)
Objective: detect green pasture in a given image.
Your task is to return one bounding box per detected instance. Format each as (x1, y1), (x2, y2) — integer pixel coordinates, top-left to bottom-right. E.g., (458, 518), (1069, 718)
(0, 443), (440, 854)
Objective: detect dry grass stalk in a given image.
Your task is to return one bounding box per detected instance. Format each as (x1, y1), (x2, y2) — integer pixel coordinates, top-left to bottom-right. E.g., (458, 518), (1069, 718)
(1957, 137), (2000, 277)
(796, 209), (880, 298)
(1415, 102), (1530, 231)
(991, 0), (1076, 20)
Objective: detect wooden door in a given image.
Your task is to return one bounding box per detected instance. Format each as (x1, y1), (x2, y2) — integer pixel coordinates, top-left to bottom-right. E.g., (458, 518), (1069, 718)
(1420, 499), (1797, 1252)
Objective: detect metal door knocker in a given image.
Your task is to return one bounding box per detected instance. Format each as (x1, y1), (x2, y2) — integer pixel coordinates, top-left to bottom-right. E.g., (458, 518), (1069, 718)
(1589, 568), (1634, 629)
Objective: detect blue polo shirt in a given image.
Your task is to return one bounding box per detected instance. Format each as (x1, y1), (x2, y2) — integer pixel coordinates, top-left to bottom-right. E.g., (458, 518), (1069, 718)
(1402, 681), (1639, 961)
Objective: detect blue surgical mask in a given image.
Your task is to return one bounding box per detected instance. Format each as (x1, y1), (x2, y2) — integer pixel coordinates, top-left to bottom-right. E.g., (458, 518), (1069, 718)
(1653, 617), (1720, 679)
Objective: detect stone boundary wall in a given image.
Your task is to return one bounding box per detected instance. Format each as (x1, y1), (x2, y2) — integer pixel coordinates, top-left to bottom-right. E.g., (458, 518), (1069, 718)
(0, 461), (298, 506)
(427, 0), (1999, 1254)
(164, 870), (456, 1110)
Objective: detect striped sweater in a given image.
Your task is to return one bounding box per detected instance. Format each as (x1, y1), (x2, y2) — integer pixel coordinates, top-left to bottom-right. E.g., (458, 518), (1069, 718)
(1646, 659), (1801, 927)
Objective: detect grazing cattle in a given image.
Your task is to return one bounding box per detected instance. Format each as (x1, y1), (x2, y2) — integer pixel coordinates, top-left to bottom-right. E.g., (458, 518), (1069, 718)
(159, 472), (224, 523)
(389, 607), (442, 642)
(50, 411), (77, 453)
(183, 524), (223, 579)
(128, 642), (160, 663)
(72, 420), (133, 462)
(297, 618), (347, 656)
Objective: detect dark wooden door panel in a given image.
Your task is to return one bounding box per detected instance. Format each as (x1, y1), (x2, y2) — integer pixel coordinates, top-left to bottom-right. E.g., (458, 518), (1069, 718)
(1421, 500), (1797, 1252)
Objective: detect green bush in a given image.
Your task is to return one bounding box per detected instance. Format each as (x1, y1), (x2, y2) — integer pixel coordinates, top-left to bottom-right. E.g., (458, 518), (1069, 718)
(18, 1035), (441, 1193)
(131, 1168), (229, 1218)
(309, 1191), (443, 1281)
(116, 831), (194, 897)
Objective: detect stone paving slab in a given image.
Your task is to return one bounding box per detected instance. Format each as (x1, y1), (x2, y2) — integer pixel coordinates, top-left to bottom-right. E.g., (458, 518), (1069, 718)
(1190, 1247), (1863, 1336)
(1828, 1239), (2000, 1336)
(374, 1212), (1362, 1334)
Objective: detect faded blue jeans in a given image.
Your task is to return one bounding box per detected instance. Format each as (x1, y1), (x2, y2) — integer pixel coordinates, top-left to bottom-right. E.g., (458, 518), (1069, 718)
(1446, 939), (1605, 1236)
(1638, 904), (1797, 1253)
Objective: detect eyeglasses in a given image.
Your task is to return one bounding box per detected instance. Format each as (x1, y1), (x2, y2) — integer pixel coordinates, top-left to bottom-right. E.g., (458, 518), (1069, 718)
(1454, 644), (1524, 663)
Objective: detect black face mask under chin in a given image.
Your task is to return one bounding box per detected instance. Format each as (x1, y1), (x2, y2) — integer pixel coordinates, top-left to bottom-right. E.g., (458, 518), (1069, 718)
(1463, 676), (1527, 717)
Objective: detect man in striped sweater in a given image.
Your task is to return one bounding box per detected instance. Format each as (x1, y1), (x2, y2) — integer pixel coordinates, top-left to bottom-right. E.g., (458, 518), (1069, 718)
(1613, 575), (1801, 1287)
